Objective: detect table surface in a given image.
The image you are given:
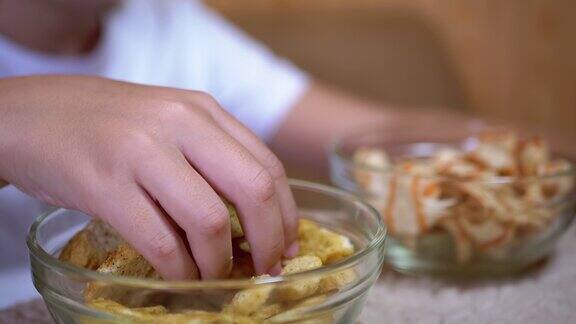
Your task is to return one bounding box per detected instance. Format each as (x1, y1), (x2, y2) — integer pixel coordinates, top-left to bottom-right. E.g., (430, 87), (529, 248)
(2, 224), (575, 324)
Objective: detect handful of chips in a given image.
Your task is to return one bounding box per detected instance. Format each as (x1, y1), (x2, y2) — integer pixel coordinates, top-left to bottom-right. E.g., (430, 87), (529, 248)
(352, 130), (574, 264)
(59, 203), (356, 323)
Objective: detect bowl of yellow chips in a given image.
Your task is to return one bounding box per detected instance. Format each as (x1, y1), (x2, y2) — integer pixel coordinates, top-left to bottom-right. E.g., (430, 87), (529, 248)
(331, 129), (575, 276)
(28, 179), (386, 323)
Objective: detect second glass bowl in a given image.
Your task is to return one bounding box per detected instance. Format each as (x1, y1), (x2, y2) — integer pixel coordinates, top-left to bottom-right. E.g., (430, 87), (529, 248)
(330, 130), (576, 276)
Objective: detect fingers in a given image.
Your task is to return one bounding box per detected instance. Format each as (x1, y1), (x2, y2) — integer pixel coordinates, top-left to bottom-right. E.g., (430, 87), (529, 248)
(176, 113), (285, 275)
(135, 147), (233, 280)
(95, 185), (199, 280)
(201, 102), (300, 255)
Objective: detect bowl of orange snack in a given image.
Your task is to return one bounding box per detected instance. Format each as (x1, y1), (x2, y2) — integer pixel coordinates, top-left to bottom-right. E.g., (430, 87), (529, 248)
(27, 179), (385, 323)
(331, 129), (575, 276)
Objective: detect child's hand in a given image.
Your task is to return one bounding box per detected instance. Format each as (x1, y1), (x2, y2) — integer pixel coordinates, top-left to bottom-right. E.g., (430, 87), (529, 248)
(0, 75), (298, 280)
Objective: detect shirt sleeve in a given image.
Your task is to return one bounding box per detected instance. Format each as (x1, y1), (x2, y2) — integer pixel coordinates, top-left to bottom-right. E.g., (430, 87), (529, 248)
(177, 2), (310, 141)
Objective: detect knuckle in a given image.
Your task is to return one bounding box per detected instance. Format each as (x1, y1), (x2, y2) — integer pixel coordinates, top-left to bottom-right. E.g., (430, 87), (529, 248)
(246, 168), (276, 203)
(186, 105), (215, 126)
(191, 91), (220, 109)
(115, 130), (156, 162)
(147, 97), (217, 129)
(196, 201), (230, 236)
(264, 154), (286, 180)
(148, 231), (181, 261)
(156, 101), (190, 122)
(195, 109), (216, 124)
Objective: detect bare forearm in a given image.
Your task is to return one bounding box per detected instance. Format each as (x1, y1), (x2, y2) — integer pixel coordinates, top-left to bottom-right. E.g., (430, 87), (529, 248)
(271, 82), (479, 174)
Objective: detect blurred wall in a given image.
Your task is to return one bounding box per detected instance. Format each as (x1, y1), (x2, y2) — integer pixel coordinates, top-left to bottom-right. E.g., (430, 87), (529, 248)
(413, 0), (576, 158)
(207, 0), (467, 110)
(207, 0), (575, 158)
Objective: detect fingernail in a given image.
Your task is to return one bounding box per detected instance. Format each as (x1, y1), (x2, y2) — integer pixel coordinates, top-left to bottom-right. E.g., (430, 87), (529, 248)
(268, 261), (282, 276)
(284, 242), (299, 258)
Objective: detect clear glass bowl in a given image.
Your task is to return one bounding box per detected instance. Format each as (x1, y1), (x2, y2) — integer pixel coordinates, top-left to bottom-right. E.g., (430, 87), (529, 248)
(330, 130), (576, 276)
(27, 179), (386, 323)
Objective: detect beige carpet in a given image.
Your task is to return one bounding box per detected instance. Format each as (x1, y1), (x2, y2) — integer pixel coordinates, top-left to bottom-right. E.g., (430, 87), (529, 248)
(360, 224), (576, 324)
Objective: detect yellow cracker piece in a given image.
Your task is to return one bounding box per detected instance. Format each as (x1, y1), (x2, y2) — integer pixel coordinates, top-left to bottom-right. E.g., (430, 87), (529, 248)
(132, 305), (169, 315)
(281, 256), (323, 275)
(238, 239), (251, 253)
(264, 294), (331, 324)
(318, 268), (357, 293)
(87, 298), (256, 323)
(59, 229), (108, 270)
(298, 219), (354, 264)
(94, 243), (158, 278)
(87, 298), (167, 322)
(226, 275), (273, 316)
(275, 256), (322, 302)
(84, 243), (160, 302)
(252, 303), (284, 320)
(59, 220), (122, 270)
(182, 310), (256, 324)
(226, 201), (244, 239)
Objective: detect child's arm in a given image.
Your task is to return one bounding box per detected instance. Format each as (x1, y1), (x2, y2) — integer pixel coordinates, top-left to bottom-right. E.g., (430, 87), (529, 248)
(271, 81), (480, 174)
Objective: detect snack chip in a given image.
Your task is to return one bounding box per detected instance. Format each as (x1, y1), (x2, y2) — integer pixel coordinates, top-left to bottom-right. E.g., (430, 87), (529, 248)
(318, 269), (357, 294)
(275, 256), (323, 302)
(252, 303), (284, 321)
(226, 275), (273, 316)
(265, 294), (332, 324)
(227, 201), (244, 239)
(298, 219), (354, 264)
(93, 243), (159, 279)
(518, 137), (549, 176)
(59, 220), (122, 270)
(84, 243), (160, 304)
(352, 147), (391, 196)
(87, 298), (256, 323)
(238, 239), (251, 253)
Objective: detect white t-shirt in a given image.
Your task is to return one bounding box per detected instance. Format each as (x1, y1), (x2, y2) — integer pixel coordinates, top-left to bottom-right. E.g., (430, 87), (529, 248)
(0, 0), (308, 308)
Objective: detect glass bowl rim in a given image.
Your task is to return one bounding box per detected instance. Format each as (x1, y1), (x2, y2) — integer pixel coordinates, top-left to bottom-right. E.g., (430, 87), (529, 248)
(27, 179), (386, 290)
(330, 128), (575, 184)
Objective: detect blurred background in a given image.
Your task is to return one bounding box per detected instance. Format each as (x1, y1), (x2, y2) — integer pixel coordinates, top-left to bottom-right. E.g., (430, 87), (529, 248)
(207, 0), (575, 181)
